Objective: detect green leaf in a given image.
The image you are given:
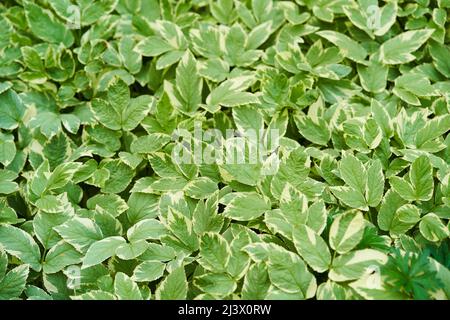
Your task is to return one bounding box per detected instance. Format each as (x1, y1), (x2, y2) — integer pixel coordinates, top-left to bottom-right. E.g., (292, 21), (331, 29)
(184, 177), (218, 199)
(127, 193), (159, 224)
(136, 36), (173, 57)
(210, 0), (235, 24)
(294, 113), (331, 146)
(226, 231), (251, 279)
(0, 170), (19, 195)
(278, 184), (308, 226)
(429, 42), (450, 77)
(0, 225), (41, 271)
(374, 2), (398, 36)
(339, 154), (366, 194)
(0, 89), (25, 130)
(166, 208), (199, 252)
(0, 133), (16, 167)
(0, 265), (29, 299)
(194, 273), (237, 297)
(389, 177), (416, 202)
(332, 155), (384, 210)
(329, 249), (388, 282)
(100, 159), (135, 194)
(365, 160), (384, 207)
(330, 186), (368, 210)
(156, 51), (185, 70)
(306, 200), (328, 235)
(82, 236), (126, 269)
(119, 36), (142, 74)
(43, 133), (69, 170)
(419, 213), (449, 242)
(198, 58), (229, 82)
(35, 196), (65, 216)
(138, 244), (175, 263)
(316, 280), (351, 300)
(33, 210), (71, 250)
(192, 195), (224, 234)
(130, 134), (171, 154)
(265, 209), (295, 239)
(43, 242), (82, 274)
(242, 262), (270, 299)
(224, 23), (251, 66)
(92, 79), (153, 131)
(346, 2), (398, 37)
(232, 106), (264, 133)
(267, 246), (316, 298)
(265, 286), (306, 300)
(293, 225), (331, 273)
(357, 60), (388, 93)
(0, 249), (7, 281)
(46, 162), (82, 191)
(371, 99), (393, 138)
(150, 20), (187, 51)
(175, 50), (203, 115)
(54, 217), (103, 253)
(316, 30), (367, 63)
(91, 98), (121, 130)
(363, 119), (382, 149)
(114, 272), (143, 300)
(379, 29), (434, 64)
(390, 155), (434, 201)
(415, 114), (450, 148)
(87, 194), (128, 217)
(24, 2), (74, 47)
(198, 232), (231, 273)
(247, 21), (273, 49)
(115, 240), (148, 260)
(155, 266), (188, 300)
(126, 219), (167, 242)
(132, 261), (165, 282)
(329, 210), (365, 254)
(389, 204), (421, 235)
(222, 192), (271, 221)
(394, 73), (435, 100)
(108, 77), (130, 114)
(219, 145), (263, 186)
(271, 147), (310, 198)
(206, 76), (259, 108)
(121, 95), (154, 131)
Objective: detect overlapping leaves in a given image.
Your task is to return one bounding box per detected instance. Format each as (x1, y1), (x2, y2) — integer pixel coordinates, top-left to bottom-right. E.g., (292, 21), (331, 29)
(0, 0), (449, 301)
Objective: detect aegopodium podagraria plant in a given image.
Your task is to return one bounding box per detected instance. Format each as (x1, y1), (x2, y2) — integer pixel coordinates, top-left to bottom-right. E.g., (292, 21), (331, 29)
(0, 0), (449, 300)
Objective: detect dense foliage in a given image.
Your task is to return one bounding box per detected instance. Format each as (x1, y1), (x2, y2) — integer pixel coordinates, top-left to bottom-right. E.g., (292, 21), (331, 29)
(0, 0), (449, 300)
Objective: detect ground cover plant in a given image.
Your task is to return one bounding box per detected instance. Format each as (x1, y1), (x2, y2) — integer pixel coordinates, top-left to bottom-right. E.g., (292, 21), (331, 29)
(0, 0), (449, 300)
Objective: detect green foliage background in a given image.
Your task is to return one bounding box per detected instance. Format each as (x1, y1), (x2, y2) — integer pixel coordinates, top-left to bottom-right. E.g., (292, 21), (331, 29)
(0, 0), (449, 300)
